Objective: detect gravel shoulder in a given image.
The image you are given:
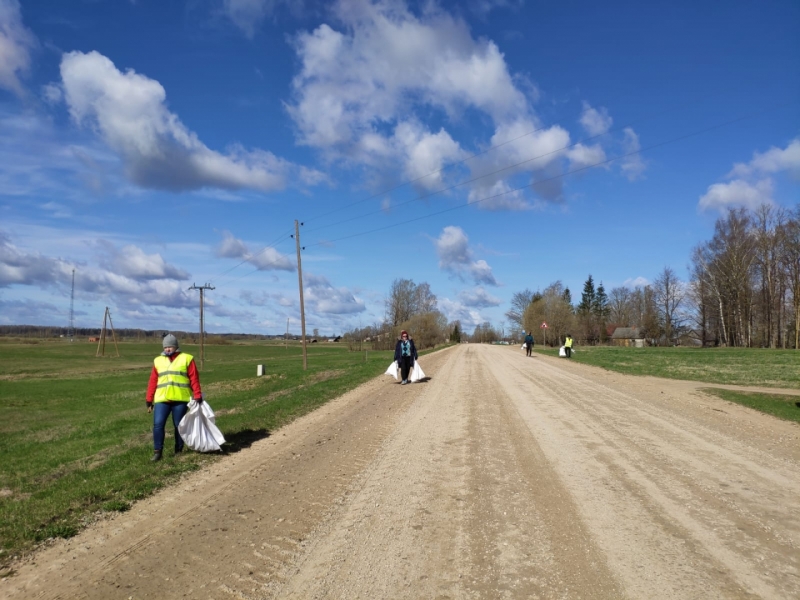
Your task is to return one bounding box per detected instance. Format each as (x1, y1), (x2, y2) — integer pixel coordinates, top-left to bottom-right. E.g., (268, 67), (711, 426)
(3, 344), (798, 600)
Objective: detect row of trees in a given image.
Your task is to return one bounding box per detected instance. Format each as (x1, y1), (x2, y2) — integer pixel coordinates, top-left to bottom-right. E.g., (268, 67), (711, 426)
(508, 204), (800, 348)
(691, 205), (800, 348)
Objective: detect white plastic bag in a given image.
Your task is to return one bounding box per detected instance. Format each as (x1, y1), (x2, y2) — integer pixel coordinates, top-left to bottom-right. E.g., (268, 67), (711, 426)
(177, 399), (226, 452)
(410, 361), (426, 382)
(384, 361), (399, 380)
(521, 344), (526, 350)
(559, 346), (566, 357)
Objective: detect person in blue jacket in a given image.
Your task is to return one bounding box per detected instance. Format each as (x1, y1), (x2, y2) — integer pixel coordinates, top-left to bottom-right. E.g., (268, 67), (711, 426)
(394, 330), (418, 385)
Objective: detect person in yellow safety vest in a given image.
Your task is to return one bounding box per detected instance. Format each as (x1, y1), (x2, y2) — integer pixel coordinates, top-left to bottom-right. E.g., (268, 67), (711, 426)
(564, 334), (574, 358)
(145, 333), (204, 462)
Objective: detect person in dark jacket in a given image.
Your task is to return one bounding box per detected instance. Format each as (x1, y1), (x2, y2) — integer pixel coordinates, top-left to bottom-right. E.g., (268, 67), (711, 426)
(524, 331), (534, 357)
(393, 330), (418, 385)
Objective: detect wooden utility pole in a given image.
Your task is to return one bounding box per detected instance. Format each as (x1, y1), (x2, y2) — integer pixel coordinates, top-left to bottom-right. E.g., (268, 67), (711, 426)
(189, 283), (215, 370)
(294, 220), (308, 370)
(96, 307), (120, 357)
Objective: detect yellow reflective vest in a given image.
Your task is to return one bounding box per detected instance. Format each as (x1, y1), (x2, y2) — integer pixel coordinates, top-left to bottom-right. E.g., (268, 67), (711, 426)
(564, 337), (574, 348)
(153, 352), (194, 403)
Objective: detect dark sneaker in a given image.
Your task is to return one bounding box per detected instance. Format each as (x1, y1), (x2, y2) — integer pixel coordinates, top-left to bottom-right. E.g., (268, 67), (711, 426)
(174, 447), (184, 455)
(151, 450), (163, 462)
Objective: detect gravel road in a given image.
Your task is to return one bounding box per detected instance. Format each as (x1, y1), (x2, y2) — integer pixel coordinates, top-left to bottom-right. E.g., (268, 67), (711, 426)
(3, 344), (798, 599)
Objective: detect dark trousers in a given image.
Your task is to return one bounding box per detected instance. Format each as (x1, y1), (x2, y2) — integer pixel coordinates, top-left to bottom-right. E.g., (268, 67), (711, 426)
(153, 401), (188, 452)
(399, 356), (413, 381)
(565, 346), (572, 358)
(525, 343), (532, 356)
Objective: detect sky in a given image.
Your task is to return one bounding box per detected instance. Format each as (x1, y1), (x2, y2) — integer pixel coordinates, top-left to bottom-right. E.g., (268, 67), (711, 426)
(0, 0), (798, 337)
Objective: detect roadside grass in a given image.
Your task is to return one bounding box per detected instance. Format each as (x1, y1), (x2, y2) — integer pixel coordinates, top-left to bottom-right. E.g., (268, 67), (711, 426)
(0, 340), (405, 571)
(532, 345), (799, 388)
(699, 388), (800, 423)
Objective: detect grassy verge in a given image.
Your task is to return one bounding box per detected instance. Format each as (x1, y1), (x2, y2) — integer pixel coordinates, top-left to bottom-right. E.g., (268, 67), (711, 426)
(0, 340), (420, 571)
(532, 345), (800, 388)
(699, 388), (800, 423)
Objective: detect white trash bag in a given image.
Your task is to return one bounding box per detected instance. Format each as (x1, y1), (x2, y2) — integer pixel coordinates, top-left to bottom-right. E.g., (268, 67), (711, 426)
(559, 346), (566, 357)
(521, 344), (526, 350)
(410, 361), (426, 382)
(384, 361), (399, 380)
(178, 399), (226, 452)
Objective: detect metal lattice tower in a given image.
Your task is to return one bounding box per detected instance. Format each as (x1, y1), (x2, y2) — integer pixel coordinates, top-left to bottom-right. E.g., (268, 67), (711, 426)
(68, 269), (75, 340)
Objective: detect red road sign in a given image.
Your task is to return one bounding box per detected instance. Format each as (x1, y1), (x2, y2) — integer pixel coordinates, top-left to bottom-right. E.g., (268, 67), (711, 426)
(540, 322), (548, 328)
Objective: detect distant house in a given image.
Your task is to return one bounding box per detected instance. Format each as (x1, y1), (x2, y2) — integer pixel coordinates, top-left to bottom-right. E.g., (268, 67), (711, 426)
(610, 327), (645, 347)
(88, 337), (99, 342)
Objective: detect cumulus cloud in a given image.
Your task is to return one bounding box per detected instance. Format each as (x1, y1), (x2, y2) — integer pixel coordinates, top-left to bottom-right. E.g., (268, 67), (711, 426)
(579, 102), (612, 136)
(303, 272), (365, 314)
(0, 0), (36, 95)
(0, 231), (197, 308)
(698, 139), (800, 213)
(95, 240), (190, 281)
(435, 226), (497, 285)
(438, 297), (483, 329)
(288, 0), (561, 200)
(215, 230), (295, 272)
(459, 286), (501, 307)
(623, 276), (650, 288)
(58, 51), (323, 193)
(728, 138), (800, 180)
(698, 179), (774, 212)
(467, 119), (570, 207)
(0, 231), (72, 287)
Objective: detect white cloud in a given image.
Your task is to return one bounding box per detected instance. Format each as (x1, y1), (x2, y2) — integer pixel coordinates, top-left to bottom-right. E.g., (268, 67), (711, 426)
(438, 297), (483, 328)
(567, 142), (607, 170)
(0, 231), (197, 308)
(620, 127), (645, 181)
(728, 138), (800, 181)
(0, 0), (36, 95)
(467, 119), (570, 207)
(223, 0), (299, 38)
(459, 286), (501, 307)
(435, 226), (497, 285)
(623, 276), (650, 289)
(698, 178), (774, 213)
(579, 102), (612, 136)
(215, 231), (295, 272)
(59, 51), (322, 193)
(303, 272), (366, 314)
(95, 240), (190, 281)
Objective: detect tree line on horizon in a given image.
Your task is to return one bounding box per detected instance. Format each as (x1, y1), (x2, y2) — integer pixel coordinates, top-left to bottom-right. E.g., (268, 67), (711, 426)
(507, 204), (800, 349)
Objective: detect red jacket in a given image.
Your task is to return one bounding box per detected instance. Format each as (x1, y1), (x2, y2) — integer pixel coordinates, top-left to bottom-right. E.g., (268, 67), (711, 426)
(146, 351), (203, 405)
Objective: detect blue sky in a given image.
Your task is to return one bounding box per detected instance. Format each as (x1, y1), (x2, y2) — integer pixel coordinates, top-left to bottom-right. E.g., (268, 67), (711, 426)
(1, 0), (798, 336)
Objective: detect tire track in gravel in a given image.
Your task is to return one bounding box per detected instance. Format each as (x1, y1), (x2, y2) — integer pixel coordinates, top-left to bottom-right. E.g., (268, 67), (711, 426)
(276, 344), (622, 599)
(494, 346), (800, 599)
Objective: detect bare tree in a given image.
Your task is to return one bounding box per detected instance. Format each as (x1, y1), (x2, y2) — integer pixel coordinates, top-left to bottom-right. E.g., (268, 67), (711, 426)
(653, 266), (685, 343)
(780, 208), (800, 348)
(505, 289), (535, 331)
(608, 286), (633, 325)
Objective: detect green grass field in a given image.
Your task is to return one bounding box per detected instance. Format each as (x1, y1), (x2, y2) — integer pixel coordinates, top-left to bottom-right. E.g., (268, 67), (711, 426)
(0, 339), (396, 571)
(532, 344), (800, 424)
(534, 345), (800, 388)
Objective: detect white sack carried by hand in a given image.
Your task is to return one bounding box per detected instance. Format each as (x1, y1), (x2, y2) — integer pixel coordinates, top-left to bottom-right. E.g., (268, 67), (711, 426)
(559, 346), (566, 357)
(384, 361), (399, 380)
(521, 344), (526, 350)
(410, 361), (426, 382)
(177, 399), (226, 452)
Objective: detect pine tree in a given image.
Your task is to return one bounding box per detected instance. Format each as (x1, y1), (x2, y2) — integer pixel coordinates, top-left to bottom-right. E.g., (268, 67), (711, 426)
(578, 275), (595, 314)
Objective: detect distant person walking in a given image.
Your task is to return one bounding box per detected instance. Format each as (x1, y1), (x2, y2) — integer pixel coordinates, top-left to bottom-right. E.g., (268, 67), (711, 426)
(524, 331), (534, 357)
(146, 334), (203, 461)
(394, 330), (418, 385)
(564, 334), (574, 358)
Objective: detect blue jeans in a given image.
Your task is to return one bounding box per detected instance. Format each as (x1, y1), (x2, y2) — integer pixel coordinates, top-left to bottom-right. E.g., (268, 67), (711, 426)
(153, 402), (189, 452)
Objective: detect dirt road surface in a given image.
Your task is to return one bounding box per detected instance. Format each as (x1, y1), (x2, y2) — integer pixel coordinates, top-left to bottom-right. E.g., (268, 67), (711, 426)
(3, 344), (799, 599)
